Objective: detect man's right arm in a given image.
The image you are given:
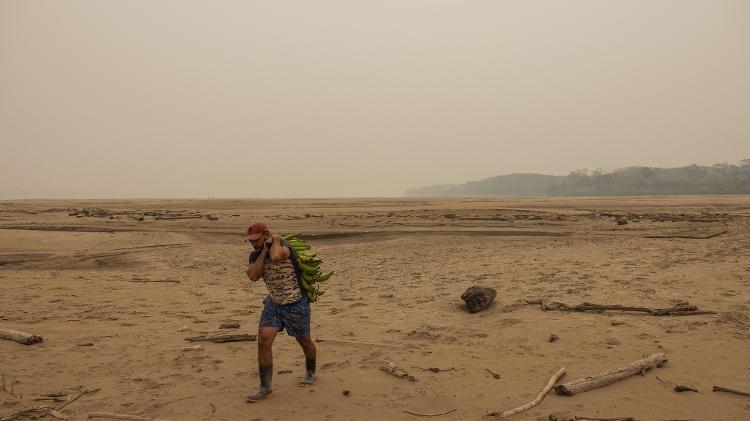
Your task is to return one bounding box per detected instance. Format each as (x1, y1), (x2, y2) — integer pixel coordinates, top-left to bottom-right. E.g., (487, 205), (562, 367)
(246, 249), (267, 281)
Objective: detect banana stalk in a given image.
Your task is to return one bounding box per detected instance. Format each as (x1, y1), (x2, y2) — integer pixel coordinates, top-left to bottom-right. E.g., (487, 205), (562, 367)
(283, 233), (332, 302)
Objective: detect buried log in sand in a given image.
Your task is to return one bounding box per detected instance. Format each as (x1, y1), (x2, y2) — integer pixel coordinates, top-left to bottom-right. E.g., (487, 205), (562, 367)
(555, 353), (667, 396)
(0, 327), (43, 345)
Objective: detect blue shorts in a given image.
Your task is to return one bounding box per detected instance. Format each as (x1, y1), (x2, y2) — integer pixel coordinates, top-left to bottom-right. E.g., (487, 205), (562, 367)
(258, 296), (311, 337)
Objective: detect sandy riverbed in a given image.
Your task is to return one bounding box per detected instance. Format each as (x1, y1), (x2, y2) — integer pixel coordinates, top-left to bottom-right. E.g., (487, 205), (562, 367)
(1, 197), (749, 420)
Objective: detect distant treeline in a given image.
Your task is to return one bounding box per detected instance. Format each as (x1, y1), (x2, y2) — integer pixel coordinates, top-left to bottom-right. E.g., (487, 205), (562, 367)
(404, 160), (750, 197)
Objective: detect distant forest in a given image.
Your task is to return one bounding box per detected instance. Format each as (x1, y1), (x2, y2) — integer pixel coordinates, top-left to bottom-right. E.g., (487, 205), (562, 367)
(404, 160), (750, 197)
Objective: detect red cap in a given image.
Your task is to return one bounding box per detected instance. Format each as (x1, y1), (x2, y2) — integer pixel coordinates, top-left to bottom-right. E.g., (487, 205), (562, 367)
(246, 222), (269, 241)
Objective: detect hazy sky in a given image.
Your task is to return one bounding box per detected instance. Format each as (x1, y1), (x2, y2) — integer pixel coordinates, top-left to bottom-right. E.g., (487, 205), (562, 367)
(2, 1), (749, 198)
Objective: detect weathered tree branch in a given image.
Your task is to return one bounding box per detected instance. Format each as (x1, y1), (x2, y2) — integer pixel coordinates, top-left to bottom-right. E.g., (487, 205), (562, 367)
(555, 353), (667, 395)
(487, 367), (566, 417)
(525, 299), (715, 316)
(402, 409), (456, 417)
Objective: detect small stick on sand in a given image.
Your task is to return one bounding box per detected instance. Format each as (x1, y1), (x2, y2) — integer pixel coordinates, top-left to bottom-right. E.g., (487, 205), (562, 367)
(2, 388), (100, 421)
(485, 368), (500, 379)
(128, 279), (180, 284)
(0, 327), (43, 345)
(0, 368), (17, 397)
(56, 387), (100, 411)
(402, 409), (456, 417)
(87, 413), (151, 420)
(184, 334), (256, 343)
(34, 397), (67, 402)
(418, 367), (455, 373)
(487, 367), (565, 417)
(645, 230), (727, 239)
(48, 410), (68, 420)
(316, 338), (405, 348)
(712, 385), (750, 397)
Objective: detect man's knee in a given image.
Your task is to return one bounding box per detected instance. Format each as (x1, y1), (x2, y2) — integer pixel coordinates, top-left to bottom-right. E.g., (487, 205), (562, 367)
(258, 330), (277, 349)
(296, 336), (314, 347)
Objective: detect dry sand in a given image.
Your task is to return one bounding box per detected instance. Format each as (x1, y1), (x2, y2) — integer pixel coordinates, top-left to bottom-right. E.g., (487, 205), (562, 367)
(1, 197), (749, 421)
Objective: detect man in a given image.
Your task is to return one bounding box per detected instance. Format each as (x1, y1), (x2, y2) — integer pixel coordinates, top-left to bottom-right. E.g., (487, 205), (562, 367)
(244, 221), (316, 402)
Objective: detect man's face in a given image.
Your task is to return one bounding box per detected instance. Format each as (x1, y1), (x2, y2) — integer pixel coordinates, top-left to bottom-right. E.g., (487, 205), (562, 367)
(249, 232), (269, 250)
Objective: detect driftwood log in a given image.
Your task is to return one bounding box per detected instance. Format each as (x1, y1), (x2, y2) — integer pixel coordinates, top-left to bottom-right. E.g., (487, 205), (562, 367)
(184, 334), (256, 343)
(526, 299), (715, 316)
(0, 328), (43, 345)
(712, 385), (750, 397)
(555, 353), (667, 395)
(487, 367), (566, 417)
(461, 286), (497, 313)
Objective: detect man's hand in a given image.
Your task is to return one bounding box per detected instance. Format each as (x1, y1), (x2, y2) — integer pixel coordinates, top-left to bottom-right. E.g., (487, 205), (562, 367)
(263, 232), (275, 249)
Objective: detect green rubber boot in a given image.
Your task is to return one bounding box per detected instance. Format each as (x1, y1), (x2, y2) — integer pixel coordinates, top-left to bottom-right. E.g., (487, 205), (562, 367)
(299, 358), (316, 386)
(247, 365), (273, 402)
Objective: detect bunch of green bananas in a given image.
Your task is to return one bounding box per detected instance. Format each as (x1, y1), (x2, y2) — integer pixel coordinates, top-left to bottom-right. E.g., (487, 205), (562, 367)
(283, 233), (333, 302)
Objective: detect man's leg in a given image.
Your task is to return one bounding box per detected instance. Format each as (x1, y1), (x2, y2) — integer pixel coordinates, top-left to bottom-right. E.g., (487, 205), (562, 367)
(247, 327), (279, 402)
(296, 335), (316, 386)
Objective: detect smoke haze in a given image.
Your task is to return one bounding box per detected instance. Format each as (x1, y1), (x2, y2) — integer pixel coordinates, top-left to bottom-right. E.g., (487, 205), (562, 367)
(2, 1), (749, 198)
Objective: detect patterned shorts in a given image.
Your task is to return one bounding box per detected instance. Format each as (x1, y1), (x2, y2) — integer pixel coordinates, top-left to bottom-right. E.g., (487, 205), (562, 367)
(259, 296), (311, 337)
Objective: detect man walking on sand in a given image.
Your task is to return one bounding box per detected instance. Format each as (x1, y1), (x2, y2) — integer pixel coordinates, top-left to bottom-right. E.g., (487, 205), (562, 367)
(244, 222), (316, 402)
